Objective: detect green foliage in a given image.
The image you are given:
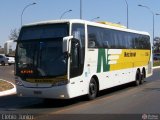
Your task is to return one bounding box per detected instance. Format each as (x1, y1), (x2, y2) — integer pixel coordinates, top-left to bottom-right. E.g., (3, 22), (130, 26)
(153, 60), (160, 67)
(154, 37), (160, 53)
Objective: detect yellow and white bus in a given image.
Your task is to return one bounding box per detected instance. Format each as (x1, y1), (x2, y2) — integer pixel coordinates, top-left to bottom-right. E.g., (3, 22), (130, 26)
(15, 19), (152, 100)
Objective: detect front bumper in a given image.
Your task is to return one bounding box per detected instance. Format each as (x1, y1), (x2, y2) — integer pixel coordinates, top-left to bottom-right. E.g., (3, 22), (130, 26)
(16, 85), (70, 99)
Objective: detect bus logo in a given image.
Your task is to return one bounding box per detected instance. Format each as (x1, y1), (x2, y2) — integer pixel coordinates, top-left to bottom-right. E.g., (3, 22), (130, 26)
(97, 49), (122, 73)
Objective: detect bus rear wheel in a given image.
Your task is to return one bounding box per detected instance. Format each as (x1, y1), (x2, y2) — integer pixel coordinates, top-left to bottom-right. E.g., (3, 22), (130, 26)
(140, 69), (145, 84)
(134, 70), (141, 86)
(87, 78), (98, 100)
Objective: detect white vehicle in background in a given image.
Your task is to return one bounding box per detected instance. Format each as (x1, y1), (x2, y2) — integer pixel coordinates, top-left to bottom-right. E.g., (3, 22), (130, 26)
(7, 57), (15, 65)
(0, 54), (8, 66)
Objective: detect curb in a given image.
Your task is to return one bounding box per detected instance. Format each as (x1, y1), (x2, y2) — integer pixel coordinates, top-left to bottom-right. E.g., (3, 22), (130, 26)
(0, 79), (16, 97)
(153, 66), (160, 69)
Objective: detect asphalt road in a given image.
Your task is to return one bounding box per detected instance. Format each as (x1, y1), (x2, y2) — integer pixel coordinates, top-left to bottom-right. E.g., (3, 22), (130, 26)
(0, 66), (160, 120)
(0, 65), (15, 83)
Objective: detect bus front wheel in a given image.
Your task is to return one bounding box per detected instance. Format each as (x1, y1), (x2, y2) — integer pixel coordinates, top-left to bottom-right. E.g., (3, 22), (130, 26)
(87, 78), (98, 100)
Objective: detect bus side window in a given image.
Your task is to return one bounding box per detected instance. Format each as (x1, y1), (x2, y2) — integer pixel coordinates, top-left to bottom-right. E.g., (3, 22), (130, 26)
(104, 41), (110, 48)
(88, 34), (96, 48)
(70, 41), (79, 68)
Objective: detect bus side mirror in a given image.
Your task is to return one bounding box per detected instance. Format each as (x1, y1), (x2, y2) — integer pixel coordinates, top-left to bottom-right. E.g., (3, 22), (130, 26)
(63, 36), (73, 53)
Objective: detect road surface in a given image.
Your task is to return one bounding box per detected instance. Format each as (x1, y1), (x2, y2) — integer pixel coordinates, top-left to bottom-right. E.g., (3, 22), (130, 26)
(0, 66), (160, 120)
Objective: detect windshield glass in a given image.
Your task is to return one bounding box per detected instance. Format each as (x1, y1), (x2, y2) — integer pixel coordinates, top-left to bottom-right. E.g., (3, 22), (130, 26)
(17, 39), (67, 77)
(16, 23), (69, 77)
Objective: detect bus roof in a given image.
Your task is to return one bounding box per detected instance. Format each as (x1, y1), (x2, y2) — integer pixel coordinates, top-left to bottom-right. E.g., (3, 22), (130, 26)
(23, 19), (150, 36)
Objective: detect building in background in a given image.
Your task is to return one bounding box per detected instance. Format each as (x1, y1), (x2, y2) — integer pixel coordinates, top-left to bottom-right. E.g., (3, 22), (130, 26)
(4, 40), (16, 56)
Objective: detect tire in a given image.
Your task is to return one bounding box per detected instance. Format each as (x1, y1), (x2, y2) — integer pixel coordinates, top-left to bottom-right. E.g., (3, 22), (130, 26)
(87, 78), (98, 100)
(1, 61), (5, 66)
(134, 70), (141, 86)
(140, 70), (145, 84)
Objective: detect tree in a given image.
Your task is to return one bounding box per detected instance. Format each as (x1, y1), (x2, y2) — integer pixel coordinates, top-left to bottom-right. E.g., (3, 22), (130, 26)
(154, 37), (160, 53)
(9, 28), (20, 41)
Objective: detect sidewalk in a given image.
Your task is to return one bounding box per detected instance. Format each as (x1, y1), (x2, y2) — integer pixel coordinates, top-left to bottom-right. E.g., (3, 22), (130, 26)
(0, 79), (16, 97)
(153, 66), (160, 69)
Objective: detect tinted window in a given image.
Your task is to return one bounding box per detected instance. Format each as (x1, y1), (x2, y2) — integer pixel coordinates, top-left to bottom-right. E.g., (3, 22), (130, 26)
(16, 39), (67, 77)
(19, 23), (69, 40)
(88, 25), (150, 50)
(88, 26), (103, 48)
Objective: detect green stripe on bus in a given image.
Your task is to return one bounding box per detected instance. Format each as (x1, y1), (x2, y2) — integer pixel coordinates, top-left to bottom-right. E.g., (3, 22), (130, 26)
(97, 49), (110, 73)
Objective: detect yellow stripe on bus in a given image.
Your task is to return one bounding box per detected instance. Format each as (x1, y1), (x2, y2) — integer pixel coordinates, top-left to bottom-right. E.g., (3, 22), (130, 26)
(109, 49), (150, 71)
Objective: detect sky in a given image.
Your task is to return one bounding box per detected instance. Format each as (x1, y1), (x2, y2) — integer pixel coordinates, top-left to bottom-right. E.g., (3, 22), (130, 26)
(0, 0), (160, 46)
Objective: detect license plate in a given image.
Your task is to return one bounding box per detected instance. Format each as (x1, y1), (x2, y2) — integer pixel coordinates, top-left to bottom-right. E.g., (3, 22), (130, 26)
(33, 91), (42, 95)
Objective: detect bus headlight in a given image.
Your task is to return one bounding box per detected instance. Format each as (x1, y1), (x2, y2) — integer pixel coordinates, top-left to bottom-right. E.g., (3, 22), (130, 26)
(52, 80), (68, 86)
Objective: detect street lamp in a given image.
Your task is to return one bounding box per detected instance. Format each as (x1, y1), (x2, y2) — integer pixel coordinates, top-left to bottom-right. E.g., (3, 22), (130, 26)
(124, 0), (129, 28)
(21, 3), (36, 27)
(138, 4), (155, 45)
(60, 10), (72, 19)
(91, 17), (100, 21)
(80, 0), (82, 19)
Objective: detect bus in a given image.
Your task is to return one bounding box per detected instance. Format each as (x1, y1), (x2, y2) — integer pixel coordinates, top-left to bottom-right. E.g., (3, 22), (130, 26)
(15, 19), (152, 100)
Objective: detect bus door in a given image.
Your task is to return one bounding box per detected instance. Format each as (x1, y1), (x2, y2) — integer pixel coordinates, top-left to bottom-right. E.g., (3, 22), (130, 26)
(69, 23), (85, 94)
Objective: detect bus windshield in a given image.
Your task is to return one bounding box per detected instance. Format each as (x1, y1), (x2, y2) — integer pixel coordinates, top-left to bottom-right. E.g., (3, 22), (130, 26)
(16, 23), (69, 77)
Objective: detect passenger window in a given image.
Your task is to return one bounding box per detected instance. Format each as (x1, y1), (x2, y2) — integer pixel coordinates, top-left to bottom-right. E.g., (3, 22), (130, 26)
(87, 25), (150, 50)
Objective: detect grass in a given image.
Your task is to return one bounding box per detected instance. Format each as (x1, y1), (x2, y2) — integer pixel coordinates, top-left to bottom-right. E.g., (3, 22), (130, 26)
(153, 60), (160, 67)
(0, 80), (14, 92)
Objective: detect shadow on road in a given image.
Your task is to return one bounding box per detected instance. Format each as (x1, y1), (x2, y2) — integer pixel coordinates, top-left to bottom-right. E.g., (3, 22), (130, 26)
(0, 80), (150, 111)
